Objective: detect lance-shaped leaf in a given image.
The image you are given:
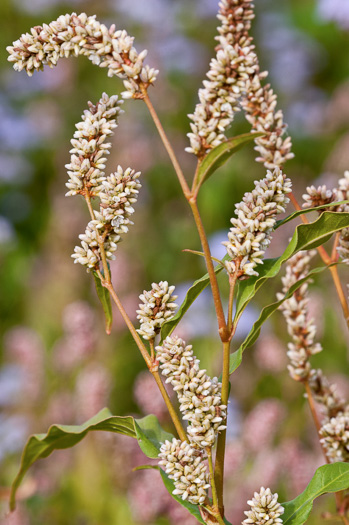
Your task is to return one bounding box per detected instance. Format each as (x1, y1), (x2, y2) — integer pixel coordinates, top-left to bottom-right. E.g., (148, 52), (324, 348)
(229, 264), (335, 374)
(92, 271), (113, 334)
(194, 132), (264, 192)
(10, 408), (173, 510)
(275, 200), (349, 229)
(161, 212), (349, 341)
(282, 463), (349, 525)
(160, 257), (228, 341)
(235, 211), (349, 321)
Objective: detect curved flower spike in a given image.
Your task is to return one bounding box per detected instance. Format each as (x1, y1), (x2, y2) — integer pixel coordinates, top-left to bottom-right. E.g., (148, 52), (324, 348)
(7, 13), (158, 98)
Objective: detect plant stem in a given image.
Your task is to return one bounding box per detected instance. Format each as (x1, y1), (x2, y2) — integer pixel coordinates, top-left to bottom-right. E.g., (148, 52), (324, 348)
(149, 339), (155, 361)
(206, 447), (219, 510)
(152, 369), (187, 442)
(84, 193), (111, 284)
(104, 282), (187, 442)
(329, 265), (349, 327)
(214, 340), (231, 516)
(140, 86), (191, 199)
(189, 200), (228, 340)
(227, 271), (239, 333)
(141, 88), (228, 340)
(289, 192), (349, 327)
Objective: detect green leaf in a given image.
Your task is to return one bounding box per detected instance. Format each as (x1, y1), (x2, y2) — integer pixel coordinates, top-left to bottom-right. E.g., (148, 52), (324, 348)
(195, 132), (264, 191)
(10, 409), (173, 510)
(235, 211), (349, 320)
(229, 264), (334, 374)
(135, 415), (173, 459)
(282, 463), (349, 525)
(159, 470), (206, 524)
(162, 212), (349, 342)
(275, 200), (349, 229)
(132, 465), (160, 472)
(160, 257), (228, 341)
(92, 271), (113, 334)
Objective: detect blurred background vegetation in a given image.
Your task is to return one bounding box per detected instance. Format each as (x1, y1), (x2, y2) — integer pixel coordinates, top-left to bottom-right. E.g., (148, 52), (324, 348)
(0, 0), (349, 523)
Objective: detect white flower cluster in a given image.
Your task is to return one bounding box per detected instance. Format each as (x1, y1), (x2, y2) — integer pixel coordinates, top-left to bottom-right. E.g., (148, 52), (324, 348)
(7, 13), (158, 98)
(242, 487), (284, 525)
(158, 438), (210, 505)
(72, 165), (141, 269)
(156, 336), (226, 448)
(302, 185), (336, 210)
(308, 369), (345, 419)
(223, 167), (292, 277)
(186, 0), (293, 171)
(320, 409), (349, 463)
(186, 0), (256, 157)
(277, 250), (322, 381)
(241, 75), (294, 170)
(65, 93), (123, 197)
(136, 282), (178, 341)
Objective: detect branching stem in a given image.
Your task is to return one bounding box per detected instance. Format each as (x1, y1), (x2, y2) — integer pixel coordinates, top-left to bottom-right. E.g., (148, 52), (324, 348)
(140, 87), (228, 340)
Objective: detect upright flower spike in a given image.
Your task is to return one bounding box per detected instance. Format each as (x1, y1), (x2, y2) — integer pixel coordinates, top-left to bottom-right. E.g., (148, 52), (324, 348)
(187, 0), (257, 157)
(7, 13), (158, 98)
(277, 250), (321, 382)
(156, 336), (227, 448)
(223, 167), (292, 278)
(65, 93), (123, 197)
(136, 282), (178, 341)
(319, 409), (349, 463)
(242, 487), (284, 525)
(158, 438), (210, 505)
(186, 0), (293, 170)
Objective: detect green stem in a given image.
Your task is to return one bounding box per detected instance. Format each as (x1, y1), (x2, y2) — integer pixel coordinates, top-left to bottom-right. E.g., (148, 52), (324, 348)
(140, 86), (191, 199)
(84, 193), (111, 284)
(206, 447), (219, 510)
(189, 200), (228, 340)
(214, 339), (231, 516)
(140, 87), (228, 340)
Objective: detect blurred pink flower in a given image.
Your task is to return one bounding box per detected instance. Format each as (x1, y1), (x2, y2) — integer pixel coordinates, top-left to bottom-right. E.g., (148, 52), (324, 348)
(224, 440), (245, 478)
(0, 506), (30, 525)
(134, 370), (171, 420)
(167, 501), (198, 525)
(247, 449), (281, 490)
(279, 438), (322, 496)
(128, 468), (169, 523)
(254, 335), (287, 373)
(54, 301), (97, 371)
(4, 326), (44, 403)
(75, 363), (111, 421)
(243, 399), (286, 452)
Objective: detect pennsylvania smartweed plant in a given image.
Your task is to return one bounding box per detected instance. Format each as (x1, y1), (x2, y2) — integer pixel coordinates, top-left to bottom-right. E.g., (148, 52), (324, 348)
(6, 2), (349, 524)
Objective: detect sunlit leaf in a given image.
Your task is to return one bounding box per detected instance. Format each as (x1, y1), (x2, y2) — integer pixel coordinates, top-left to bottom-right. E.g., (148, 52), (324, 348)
(282, 463), (349, 525)
(235, 211), (349, 320)
(10, 409), (173, 510)
(275, 200), (349, 229)
(229, 264), (335, 374)
(195, 132), (264, 191)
